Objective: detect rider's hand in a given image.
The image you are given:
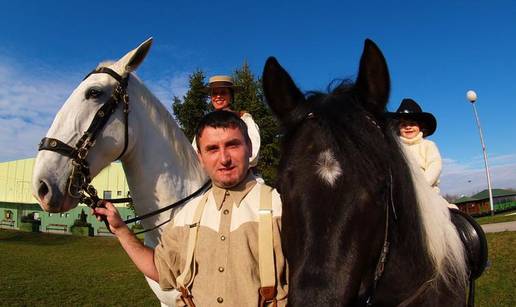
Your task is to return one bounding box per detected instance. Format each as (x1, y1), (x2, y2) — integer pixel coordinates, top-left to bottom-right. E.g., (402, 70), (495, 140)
(92, 201), (130, 235)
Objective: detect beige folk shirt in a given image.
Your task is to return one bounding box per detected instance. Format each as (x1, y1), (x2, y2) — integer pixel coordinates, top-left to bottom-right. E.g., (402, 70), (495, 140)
(154, 174), (288, 306)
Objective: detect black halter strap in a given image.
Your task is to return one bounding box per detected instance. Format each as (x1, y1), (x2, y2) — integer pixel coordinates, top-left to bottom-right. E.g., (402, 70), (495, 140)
(39, 67), (130, 161)
(38, 67), (130, 231)
(38, 67), (210, 235)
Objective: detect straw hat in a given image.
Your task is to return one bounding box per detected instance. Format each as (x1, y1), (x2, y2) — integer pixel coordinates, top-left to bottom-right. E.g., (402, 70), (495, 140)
(203, 75), (240, 94)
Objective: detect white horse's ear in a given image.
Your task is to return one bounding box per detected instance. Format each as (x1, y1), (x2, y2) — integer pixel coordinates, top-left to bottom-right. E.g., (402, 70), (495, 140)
(114, 37), (153, 75)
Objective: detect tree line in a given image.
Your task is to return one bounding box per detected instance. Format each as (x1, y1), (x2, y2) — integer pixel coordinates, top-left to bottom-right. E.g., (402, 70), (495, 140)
(172, 62), (281, 185)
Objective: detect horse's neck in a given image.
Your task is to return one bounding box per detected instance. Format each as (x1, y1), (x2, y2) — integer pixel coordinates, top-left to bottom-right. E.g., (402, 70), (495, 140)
(121, 79), (207, 244)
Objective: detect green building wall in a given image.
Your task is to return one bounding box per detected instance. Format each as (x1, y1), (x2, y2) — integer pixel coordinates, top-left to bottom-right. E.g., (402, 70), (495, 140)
(0, 158), (135, 235)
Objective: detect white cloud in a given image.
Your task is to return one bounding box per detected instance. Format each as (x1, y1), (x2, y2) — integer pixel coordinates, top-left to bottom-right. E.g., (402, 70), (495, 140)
(0, 56), (189, 162)
(0, 58), (75, 161)
(440, 155), (516, 196)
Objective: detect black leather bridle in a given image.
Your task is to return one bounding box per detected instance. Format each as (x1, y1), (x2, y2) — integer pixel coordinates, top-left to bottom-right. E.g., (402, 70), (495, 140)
(39, 67), (130, 208)
(38, 67), (211, 234)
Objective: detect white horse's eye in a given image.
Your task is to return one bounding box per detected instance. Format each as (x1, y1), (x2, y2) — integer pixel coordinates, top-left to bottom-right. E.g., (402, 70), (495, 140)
(86, 88), (103, 99)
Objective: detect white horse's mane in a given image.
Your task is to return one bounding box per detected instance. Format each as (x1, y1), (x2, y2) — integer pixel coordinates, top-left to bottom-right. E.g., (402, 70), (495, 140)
(401, 145), (468, 289)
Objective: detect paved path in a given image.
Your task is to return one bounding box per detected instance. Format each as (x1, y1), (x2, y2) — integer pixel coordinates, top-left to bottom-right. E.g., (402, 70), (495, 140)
(481, 221), (516, 233)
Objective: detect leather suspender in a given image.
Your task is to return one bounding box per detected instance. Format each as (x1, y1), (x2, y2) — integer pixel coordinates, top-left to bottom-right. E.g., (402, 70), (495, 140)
(176, 184), (277, 307)
(258, 185), (277, 307)
(176, 191), (210, 307)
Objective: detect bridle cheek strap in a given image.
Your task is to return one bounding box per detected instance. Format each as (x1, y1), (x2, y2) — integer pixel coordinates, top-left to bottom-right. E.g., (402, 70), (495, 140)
(38, 67), (130, 207)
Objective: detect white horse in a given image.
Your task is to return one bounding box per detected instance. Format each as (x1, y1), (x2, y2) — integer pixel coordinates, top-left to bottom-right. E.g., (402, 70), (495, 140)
(31, 38), (208, 306)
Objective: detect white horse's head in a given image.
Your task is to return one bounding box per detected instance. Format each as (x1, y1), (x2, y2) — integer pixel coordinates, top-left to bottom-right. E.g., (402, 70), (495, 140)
(32, 39), (153, 212)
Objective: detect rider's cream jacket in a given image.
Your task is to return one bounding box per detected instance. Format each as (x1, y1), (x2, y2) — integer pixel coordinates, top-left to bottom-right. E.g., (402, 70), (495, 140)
(400, 132), (442, 192)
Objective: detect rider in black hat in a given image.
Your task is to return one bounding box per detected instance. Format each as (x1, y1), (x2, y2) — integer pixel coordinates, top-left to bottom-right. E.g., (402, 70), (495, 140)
(388, 98), (442, 192)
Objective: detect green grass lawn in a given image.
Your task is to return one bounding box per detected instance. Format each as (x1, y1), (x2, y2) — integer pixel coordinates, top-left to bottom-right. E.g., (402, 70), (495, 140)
(476, 231), (516, 306)
(0, 230), (158, 306)
(1, 229), (514, 306)
(475, 210), (516, 225)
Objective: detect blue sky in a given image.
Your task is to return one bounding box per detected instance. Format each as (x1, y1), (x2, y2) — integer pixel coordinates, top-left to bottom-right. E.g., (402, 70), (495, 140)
(1, 0), (515, 196)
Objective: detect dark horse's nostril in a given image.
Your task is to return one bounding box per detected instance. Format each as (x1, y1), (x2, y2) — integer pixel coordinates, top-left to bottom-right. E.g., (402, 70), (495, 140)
(38, 180), (49, 200)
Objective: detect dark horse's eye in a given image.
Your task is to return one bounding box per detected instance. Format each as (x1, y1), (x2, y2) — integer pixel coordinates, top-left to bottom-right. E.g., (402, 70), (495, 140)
(85, 88), (103, 99)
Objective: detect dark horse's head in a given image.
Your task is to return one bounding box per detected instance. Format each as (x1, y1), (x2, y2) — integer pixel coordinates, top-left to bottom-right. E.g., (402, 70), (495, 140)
(262, 40), (468, 306)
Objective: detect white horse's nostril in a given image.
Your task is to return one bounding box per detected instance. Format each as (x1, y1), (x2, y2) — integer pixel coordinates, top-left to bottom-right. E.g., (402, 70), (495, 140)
(38, 180), (50, 201)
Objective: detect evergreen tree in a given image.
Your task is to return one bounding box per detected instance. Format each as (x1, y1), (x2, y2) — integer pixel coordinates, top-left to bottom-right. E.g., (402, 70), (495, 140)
(172, 70), (209, 140)
(233, 61), (281, 185)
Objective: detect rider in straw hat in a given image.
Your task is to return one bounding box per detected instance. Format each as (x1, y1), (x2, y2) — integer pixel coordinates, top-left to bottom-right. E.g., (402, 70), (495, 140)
(193, 75), (261, 168)
(388, 98), (443, 192)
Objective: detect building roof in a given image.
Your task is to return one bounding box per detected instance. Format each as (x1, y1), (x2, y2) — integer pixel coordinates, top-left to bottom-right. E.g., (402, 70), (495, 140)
(453, 196), (476, 204)
(471, 189), (516, 199)
(453, 188), (516, 204)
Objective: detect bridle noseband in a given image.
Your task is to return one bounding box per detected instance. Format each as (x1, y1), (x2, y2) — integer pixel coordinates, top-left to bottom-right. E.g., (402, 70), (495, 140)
(38, 67), (130, 208)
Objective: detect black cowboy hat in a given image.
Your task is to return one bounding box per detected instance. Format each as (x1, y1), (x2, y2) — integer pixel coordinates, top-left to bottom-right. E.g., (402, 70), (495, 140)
(388, 98), (437, 137)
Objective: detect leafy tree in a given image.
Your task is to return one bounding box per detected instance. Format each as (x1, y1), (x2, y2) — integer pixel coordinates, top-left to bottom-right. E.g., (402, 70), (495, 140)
(172, 70), (209, 140)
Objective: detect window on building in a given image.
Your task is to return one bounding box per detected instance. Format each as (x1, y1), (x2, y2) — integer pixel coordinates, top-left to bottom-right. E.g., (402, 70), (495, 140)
(5, 210), (13, 220)
(103, 190), (112, 199)
(117, 190), (122, 196)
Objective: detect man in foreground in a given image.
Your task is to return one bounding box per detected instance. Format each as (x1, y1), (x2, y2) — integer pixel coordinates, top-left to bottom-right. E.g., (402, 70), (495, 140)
(94, 110), (287, 306)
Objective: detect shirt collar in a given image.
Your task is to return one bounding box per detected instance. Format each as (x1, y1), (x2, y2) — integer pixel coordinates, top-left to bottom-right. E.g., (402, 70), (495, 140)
(212, 172), (257, 210)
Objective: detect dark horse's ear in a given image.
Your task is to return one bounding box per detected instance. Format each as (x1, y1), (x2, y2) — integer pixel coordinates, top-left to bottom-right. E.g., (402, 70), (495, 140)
(262, 57), (305, 125)
(355, 39), (390, 117)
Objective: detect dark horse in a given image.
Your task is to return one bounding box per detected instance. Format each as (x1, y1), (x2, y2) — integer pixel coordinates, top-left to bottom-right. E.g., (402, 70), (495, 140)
(262, 40), (485, 306)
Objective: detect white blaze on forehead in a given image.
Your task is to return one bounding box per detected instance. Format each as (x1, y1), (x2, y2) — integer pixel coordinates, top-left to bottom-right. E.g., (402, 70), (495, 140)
(316, 149), (342, 186)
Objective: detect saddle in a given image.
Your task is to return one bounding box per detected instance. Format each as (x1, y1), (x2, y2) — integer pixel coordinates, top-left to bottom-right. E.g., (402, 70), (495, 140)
(449, 208), (488, 280)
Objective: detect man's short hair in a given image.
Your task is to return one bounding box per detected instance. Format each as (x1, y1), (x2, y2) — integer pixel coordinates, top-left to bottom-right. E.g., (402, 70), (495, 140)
(195, 110), (251, 151)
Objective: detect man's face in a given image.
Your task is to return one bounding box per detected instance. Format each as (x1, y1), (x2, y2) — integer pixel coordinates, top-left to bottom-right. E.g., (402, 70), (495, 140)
(197, 125), (251, 188)
(210, 87), (232, 110)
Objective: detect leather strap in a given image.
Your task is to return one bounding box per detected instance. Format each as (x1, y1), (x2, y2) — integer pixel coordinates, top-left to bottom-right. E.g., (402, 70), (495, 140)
(38, 67), (130, 207)
(83, 66), (124, 83)
(175, 190), (211, 307)
(39, 137), (76, 158)
(258, 185), (277, 307)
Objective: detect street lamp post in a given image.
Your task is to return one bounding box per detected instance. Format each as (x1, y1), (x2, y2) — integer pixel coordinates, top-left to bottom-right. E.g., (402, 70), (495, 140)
(466, 90), (495, 216)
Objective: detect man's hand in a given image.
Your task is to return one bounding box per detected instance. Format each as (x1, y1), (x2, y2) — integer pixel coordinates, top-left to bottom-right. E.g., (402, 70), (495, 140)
(92, 201), (130, 235)
(92, 201), (159, 281)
